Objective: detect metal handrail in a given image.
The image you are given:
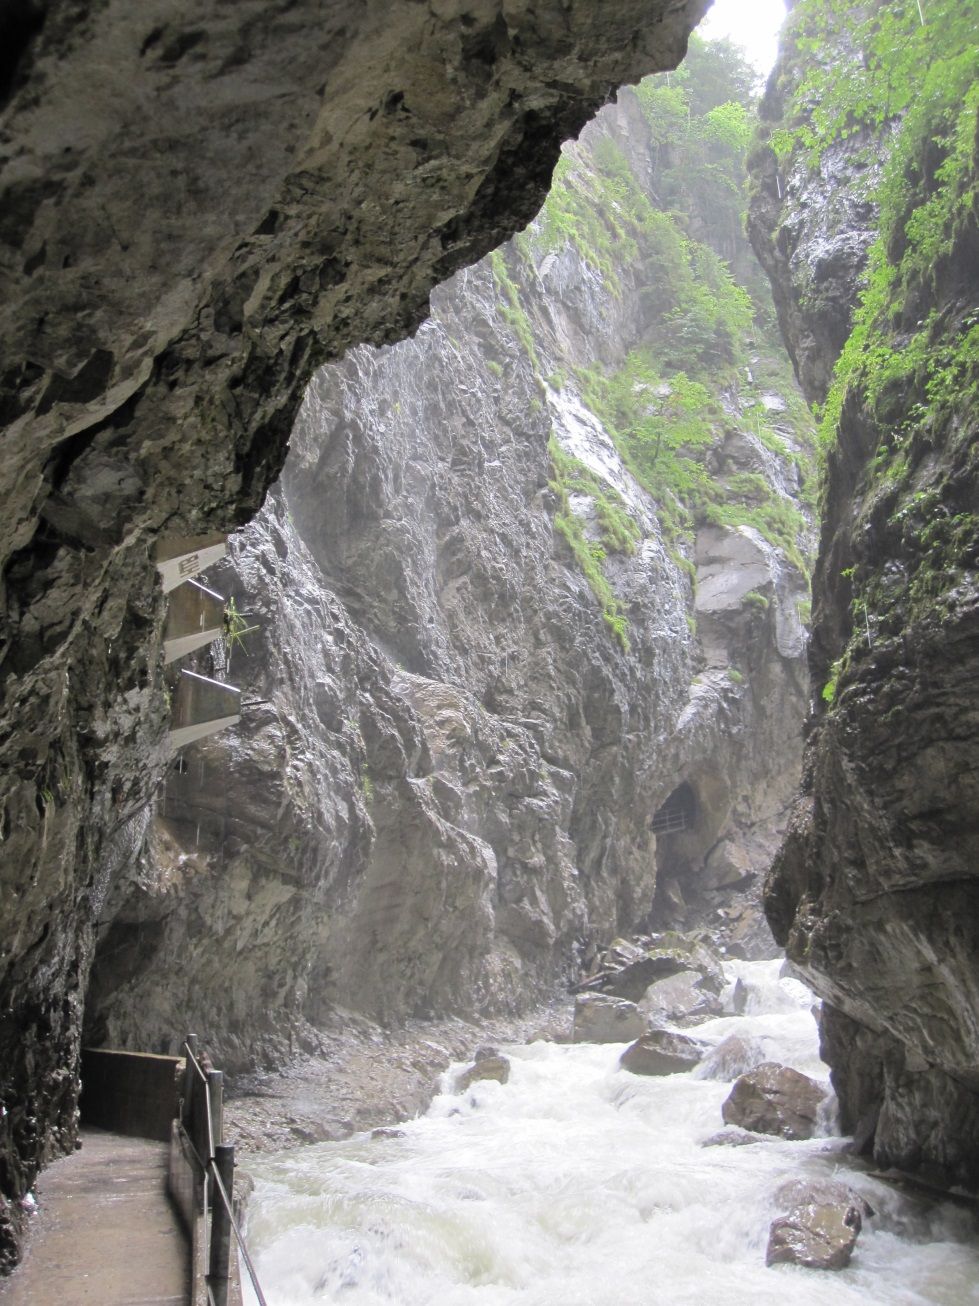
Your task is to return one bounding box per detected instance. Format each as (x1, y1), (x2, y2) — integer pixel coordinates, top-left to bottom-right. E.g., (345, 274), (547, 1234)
(180, 1038), (268, 1306)
(184, 1041), (217, 1162)
(210, 1156), (268, 1306)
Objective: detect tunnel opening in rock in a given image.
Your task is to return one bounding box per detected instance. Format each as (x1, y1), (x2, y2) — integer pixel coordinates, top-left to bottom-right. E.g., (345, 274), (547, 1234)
(0, 0), (46, 108)
(651, 782), (697, 836)
(649, 779), (705, 931)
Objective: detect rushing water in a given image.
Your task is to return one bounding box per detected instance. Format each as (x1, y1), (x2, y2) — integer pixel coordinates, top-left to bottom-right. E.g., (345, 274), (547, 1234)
(244, 961), (979, 1305)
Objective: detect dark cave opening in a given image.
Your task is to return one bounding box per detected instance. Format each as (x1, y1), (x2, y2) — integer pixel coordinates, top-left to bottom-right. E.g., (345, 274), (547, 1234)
(650, 781), (698, 837)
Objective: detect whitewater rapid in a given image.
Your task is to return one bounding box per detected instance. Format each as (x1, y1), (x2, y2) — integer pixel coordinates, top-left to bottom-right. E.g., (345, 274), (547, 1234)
(243, 960), (979, 1304)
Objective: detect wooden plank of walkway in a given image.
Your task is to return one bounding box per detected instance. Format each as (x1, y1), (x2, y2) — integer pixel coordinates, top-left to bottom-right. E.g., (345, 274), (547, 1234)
(0, 1126), (189, 1306)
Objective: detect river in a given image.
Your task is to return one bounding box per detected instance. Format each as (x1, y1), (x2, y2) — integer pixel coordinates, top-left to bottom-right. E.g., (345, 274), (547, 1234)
(243, 960), (979, 1304)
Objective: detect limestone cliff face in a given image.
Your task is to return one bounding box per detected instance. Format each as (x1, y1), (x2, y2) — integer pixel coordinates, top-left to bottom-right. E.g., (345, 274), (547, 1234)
(1, 0), (716, 1266)
(87, 75), (814, 1075)
(750, 0), (979, 1189)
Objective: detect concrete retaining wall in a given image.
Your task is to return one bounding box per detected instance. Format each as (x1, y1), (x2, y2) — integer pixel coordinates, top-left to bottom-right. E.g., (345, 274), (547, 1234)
(80, 1048), (184, 1142)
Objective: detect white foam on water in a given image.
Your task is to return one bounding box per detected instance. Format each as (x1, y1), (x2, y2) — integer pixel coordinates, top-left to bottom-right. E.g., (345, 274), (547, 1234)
(244, 960), (979, 1305)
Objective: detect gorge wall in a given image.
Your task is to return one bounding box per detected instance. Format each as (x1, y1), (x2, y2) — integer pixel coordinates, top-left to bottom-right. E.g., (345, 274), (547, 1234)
(1, 0), (721, 1267)
(749, 0), (979, 1189)
(85, 44), (815, 1065)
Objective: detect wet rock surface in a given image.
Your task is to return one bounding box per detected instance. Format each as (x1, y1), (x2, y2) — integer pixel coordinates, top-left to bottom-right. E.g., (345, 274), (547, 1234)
(593, 935), (725, 1003)
(697, 1033), (767, 1083)
(721, 1062), (826, 1141)
(85, 90), (811, 1072)
(619, 1030), (706, 1076)
(640, 971), (724, 1028)
(225, 1006), (565, 1156)
(456, 1053), (511, 1092)
(577, 930), (731, 1031)
(766, 1201), (861, 1271)
(774, 1178), (874, 1223)
(749, 1), (979, 1189)
(700, 1127), (760, 1149)
(766, 1178), (873, 1272)
(573, 995), (645, 1045)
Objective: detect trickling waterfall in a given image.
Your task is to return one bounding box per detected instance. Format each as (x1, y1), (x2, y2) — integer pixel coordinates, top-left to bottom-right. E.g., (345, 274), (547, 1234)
(243, 961), (979, 1304)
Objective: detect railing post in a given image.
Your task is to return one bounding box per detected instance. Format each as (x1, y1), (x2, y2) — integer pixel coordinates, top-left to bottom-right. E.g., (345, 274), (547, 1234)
(207, 1068), (224, 1159)
(208, 1143), (235, 1306)
(182, 1033), (198, 1127)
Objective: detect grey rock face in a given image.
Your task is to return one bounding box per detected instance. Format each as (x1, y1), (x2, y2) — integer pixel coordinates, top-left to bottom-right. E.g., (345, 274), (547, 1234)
(86, 85), (813, 1077)
(749, 1), (979, 1190)
(0, 1), (713, 1265)
(748, 36), (883, 409)
(721, 1063), (826, 1141)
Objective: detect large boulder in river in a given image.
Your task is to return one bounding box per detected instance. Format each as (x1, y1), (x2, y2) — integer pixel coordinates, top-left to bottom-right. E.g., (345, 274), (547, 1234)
(639, 971), (723, 1027)
(573, 994), (644, 1044)
(601, 953), (690, 1001)
(722, 1063), (826, 1140)
(593, 933), (725, 1003)
(766, 1179), (873, 1271)
(774, 1178), (874, 1221)
(620, 1030), (707, 1076)
(696, 1033), (767, 1082)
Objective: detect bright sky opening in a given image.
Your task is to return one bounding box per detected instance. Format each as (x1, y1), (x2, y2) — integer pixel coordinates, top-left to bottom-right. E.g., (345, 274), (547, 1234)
(698, 0), (788, 75)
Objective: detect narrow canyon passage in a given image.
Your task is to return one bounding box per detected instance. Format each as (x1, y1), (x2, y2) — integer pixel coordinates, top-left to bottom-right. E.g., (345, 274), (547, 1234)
(2, 0), (978, 1290)
(244, 962), (979, 1305)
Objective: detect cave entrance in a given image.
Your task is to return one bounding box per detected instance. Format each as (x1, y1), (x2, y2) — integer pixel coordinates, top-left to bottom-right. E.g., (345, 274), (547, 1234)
(651, 782), (697, 837)
(649, 781), (701, 930)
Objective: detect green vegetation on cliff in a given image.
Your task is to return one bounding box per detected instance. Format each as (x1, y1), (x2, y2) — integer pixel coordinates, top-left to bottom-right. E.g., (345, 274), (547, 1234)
(765, 0), (978, 694)
(488, 36), (817, 647)
(541, 37), (815, 578)
(775, 1), (979, 449)
(547, 437), (635, 651)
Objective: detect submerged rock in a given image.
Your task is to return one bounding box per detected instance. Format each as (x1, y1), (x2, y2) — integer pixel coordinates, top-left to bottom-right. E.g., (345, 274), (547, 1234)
(696, 1033), (768, 1082)
(456, 1054), (511, 1092)
(572, 995), (644, 1044)
(619, 1030), (706, 1076)
(721, 1063), (826, 1140)
(700, 1128), (761, 1149)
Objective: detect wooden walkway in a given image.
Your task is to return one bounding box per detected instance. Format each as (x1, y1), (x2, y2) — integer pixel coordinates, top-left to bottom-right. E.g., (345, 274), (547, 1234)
(0, 1127), (189, 1305)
